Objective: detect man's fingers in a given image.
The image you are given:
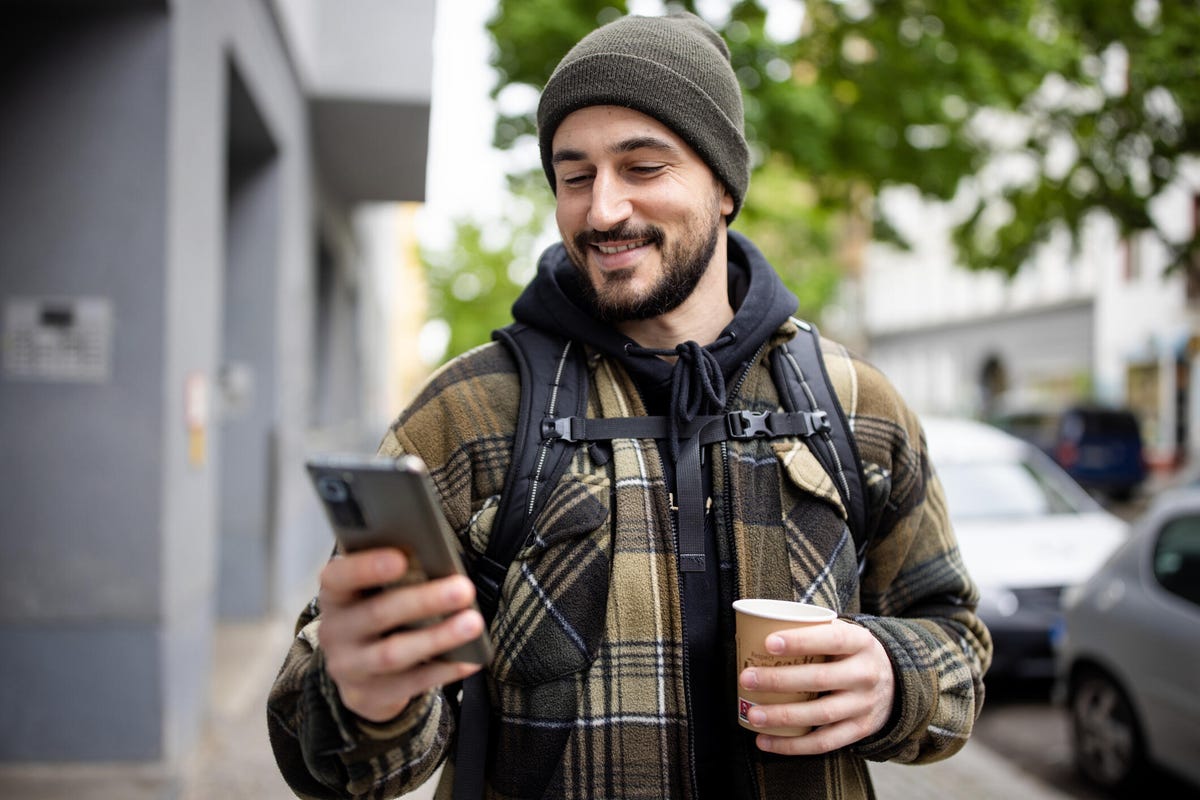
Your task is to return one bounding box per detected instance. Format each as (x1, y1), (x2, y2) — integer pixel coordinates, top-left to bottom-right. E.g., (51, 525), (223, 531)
(362, 609), (485, 675)
(329, 608), (485, 683)
(740, 659), (833, 695)
(320, 548), (408, 599)
(346, 575), (476, 641)
(755, 718), (866, 756)
(743, 690), (866, 732)
(766, 619), (863, 656)
(324, 575), (482, 652)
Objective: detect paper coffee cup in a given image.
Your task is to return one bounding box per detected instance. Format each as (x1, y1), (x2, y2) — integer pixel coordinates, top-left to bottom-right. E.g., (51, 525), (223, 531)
(733, 599), (836, 736)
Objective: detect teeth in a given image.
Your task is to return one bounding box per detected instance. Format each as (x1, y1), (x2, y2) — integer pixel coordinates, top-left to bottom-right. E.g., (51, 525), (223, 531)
(596, 240), (647, 254)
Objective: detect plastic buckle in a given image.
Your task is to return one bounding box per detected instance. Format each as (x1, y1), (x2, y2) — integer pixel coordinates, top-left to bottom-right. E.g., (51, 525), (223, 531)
(802, 410), (831, 437)
(541, 417), (576, 442)
(727, 410), (772, 439)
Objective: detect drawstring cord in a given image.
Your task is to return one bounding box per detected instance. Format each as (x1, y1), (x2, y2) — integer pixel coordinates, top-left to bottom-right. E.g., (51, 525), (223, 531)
(626, 332), (735, 461)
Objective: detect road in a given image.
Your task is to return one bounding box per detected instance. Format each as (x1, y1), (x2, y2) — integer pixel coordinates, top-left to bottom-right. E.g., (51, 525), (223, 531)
(974, 679), (1195, 799)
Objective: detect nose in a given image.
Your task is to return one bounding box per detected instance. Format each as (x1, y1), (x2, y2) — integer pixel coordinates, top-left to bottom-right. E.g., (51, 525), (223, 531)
(586, 171), (632, 231)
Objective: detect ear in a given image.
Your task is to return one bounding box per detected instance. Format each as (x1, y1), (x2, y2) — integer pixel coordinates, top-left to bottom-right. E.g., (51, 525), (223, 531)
(720, 187), (735, 218)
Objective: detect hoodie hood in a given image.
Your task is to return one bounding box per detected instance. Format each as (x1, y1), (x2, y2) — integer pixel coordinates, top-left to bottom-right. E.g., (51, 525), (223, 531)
(510, 230), (798, 417)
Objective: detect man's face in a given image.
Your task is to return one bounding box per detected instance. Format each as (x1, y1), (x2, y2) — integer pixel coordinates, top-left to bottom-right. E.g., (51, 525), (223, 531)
(550, 106), (734, 322)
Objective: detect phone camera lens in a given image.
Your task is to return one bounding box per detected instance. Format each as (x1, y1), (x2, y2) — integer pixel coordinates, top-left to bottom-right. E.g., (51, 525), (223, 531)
(317, 476), (349, 503)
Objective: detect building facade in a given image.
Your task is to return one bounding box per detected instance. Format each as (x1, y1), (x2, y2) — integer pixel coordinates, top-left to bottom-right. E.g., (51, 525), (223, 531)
(860, 172), (1199, 470)
(0, 0), (434, 788)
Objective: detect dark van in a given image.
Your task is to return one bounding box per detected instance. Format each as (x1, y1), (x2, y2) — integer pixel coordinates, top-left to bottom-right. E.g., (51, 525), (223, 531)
(995, 405), (1147, 501)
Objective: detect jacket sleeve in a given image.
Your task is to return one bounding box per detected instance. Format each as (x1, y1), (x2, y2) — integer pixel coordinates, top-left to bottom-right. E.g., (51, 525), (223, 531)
(266, 586), (453, 799)
(266, 342), (521, 798)
(827, 347), (993, 764)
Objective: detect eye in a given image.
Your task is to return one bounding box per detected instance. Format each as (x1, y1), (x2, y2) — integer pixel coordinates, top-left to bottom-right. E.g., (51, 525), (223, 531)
(630, 164), (666, 176)
(558, 171), (593, 188)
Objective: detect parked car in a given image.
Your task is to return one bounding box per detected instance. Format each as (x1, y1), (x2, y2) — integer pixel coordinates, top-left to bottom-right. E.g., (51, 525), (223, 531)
(993, 405), (1147, 501)
(922, 417), (1128, 681)
(1057, 488), (1200, 793)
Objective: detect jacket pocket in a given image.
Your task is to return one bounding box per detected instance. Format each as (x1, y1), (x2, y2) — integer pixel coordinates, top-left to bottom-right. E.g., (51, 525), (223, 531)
(772, 439), (858, 609)
(489, 472), (612, 685)
(772, 439), (846, 521)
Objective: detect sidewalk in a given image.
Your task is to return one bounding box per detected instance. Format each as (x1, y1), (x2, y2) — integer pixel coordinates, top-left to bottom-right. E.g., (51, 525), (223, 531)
(182, 616), (1072, 800)
(0, 612), (1071, 800)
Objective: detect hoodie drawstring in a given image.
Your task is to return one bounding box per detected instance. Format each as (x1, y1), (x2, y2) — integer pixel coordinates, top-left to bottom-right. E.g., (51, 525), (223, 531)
(626, 332), (735, 461)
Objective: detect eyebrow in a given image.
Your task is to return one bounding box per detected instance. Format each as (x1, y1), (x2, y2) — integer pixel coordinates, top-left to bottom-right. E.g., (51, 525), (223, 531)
(551, 135), (683, 166)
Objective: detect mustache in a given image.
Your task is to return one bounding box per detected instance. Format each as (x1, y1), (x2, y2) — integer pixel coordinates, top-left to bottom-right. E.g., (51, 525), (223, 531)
(575, 223), (665, 251)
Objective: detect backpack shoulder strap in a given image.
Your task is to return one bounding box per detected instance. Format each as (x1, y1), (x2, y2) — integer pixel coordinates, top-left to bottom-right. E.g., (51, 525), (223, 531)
(453, 324), (589, 800)
(477, 323), (589, 623)
(769, 320), (870, 570)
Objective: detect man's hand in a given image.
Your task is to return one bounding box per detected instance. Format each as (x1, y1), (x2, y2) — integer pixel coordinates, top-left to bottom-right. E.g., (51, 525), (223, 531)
(738, 619), (895, 755)
(317, 548), (485, 723)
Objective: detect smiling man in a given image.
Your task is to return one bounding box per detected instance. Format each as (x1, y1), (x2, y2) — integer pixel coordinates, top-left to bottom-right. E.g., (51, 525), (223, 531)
(552, 107), (732, 334)
(268, 12), (991, 800)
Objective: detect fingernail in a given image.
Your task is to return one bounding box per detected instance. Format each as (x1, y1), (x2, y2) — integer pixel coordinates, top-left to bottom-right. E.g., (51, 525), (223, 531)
(741, 669), (758, 689)
(455, 611), (481, 635)
(748, 708), (767, 726)
(444, 579), (468, 603)
(375, 550), (402, 576)
(766, 634), (785, 654)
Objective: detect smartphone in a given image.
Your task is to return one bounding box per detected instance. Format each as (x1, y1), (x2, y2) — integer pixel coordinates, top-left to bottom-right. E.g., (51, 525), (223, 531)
(306, 453), (493, 664)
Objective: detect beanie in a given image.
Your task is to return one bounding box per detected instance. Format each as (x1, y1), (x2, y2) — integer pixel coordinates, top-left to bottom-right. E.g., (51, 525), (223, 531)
(537, 12), (750, 220)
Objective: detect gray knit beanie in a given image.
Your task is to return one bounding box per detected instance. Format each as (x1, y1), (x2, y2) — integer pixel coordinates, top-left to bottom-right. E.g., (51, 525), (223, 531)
(537, 12), (750, 220)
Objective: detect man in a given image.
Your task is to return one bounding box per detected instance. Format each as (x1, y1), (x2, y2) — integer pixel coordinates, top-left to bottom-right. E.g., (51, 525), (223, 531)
(268, 12), (991, 800)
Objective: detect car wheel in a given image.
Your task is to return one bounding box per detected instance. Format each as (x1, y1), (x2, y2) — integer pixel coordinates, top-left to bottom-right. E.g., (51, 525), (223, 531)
(1070, 669), (1145, 792)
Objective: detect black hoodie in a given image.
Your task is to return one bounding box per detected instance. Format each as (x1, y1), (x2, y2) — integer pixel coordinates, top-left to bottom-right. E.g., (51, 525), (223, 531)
(512, 230), (798, 413)
(510, 229), (798, 798)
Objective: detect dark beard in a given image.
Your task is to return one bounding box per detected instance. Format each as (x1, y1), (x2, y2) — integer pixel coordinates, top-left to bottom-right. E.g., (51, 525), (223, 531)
(568, 213), (722, 324)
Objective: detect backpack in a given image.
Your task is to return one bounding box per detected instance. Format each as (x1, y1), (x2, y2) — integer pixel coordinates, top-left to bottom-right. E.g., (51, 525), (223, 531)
(453, 318), (868, 800)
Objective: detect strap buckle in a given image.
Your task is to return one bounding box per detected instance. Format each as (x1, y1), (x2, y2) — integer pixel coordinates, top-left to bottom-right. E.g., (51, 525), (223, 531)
(799, 410), (830, 437)
(726, 410), (773, 439)
(541, 416), (576, 442)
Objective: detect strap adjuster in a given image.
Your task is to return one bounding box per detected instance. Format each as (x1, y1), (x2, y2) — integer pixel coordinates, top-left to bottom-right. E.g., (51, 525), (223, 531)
(800, 409), (831, 437)
(726, 410), (773, 439)
(726, 409), (832, 439)
(541, 416), (576, 442)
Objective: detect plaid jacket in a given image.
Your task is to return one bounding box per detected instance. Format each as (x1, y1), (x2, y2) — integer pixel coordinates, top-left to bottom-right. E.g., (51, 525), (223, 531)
(268, 320), (992, 800)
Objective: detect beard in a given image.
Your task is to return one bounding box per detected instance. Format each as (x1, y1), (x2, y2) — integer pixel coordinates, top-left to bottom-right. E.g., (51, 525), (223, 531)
(564, 194), (724, 324)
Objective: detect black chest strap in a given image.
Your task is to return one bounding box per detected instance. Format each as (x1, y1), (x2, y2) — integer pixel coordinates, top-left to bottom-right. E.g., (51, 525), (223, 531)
(539, 409), (832, 572)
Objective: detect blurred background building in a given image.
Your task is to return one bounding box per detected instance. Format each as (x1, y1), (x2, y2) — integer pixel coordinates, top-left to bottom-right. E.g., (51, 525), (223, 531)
(860, 168), (1200, 473)
(0, 0), (434, 790)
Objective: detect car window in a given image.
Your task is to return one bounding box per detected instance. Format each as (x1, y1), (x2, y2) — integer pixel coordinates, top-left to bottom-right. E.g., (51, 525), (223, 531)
(1154, 514), (1200, 607)
(1071, 409), (1142, 441)
(936, 459), (1081, 519)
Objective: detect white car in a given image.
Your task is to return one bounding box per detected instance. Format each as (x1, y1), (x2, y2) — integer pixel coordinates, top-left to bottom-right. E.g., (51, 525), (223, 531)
(1058, 488), (1200, 793)
(921, 417), (1128, 680)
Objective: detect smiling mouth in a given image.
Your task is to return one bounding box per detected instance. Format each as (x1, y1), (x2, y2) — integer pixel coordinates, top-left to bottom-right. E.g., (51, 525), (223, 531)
(594, 239), (651, 255)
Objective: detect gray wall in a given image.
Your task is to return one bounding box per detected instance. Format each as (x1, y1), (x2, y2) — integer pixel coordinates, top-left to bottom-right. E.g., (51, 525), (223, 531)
(0, 0), (336, 764)
(217, 63), (282, 620)
(0, 0), (426, 774)
(0, 8), (171, 760)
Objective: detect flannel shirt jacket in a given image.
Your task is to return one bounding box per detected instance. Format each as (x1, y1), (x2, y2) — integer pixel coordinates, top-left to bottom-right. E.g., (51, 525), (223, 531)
(267, 320), (993, 800)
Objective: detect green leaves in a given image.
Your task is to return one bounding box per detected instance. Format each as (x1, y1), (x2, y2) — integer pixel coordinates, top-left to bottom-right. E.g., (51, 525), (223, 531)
(487, 0), (1198, 280)
(424, 0), (1198, 363)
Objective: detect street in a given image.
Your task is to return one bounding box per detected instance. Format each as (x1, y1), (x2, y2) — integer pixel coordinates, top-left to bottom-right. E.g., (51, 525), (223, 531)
(975, 679), (1196, 799)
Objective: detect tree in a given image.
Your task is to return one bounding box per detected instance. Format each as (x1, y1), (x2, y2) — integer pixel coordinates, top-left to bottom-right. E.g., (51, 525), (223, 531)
(486, 0), (1199, 279)
(420, 173), (554, 361)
